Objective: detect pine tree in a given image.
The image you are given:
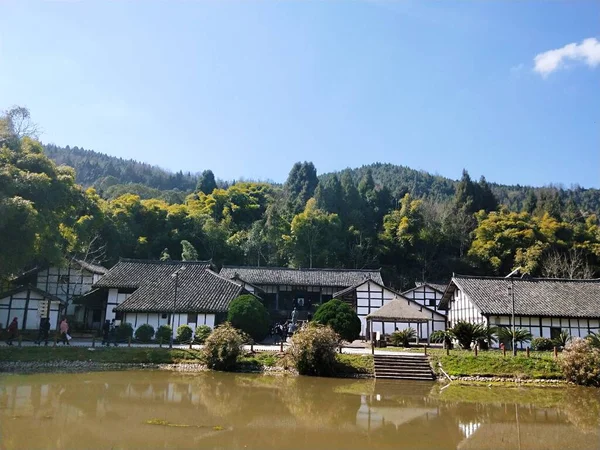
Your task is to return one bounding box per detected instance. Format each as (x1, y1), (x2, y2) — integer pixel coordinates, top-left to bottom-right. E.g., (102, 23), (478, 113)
(196, 170), (217, 195)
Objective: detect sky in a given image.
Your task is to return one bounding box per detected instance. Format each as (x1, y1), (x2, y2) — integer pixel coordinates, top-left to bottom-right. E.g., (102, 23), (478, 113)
(0, 1), (598, 188)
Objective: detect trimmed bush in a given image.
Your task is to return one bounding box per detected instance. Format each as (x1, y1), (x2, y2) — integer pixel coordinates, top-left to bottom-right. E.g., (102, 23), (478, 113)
(194, 325), (212, 344)
(134, 324), (155, 343)
(116, 322), (134, 342)
(559, 338), (600, 387)
(390, 328), (416, 347)
(203, 323), (244, 371)
(313, 299), (361, 342)
(156, 325), (173, 343)
(227, 294), (270, 342)
(177, 325), (193, 343)
(290, 323), (339, 377)
(531, 337), (554, 351)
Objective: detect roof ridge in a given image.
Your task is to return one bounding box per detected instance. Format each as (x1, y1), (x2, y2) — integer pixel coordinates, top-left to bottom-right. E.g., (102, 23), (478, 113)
(205, 269), (246, 289)
(454, 274), (600, 283)
(221, 265), (381, 273)
(118, 258), (213, 265)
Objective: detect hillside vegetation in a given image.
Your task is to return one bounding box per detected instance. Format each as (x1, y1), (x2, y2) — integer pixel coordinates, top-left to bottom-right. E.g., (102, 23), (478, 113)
(2, 106), (600, 290)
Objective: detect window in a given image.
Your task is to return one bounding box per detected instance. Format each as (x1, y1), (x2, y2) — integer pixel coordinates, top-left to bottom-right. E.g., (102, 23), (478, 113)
(161, 313), (168, 319)
(115, 311), (123, 320)
(59, 275), (69, 284)
(550, 327), (561, 340)
(428, 299), (436, 307)
(187, 313), (198, 324)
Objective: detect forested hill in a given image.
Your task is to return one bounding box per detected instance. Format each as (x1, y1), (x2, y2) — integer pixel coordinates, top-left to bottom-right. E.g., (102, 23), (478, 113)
(322, 163), (600, 214)
(44, 144), (199, 191)
(45, 144), (600, 213)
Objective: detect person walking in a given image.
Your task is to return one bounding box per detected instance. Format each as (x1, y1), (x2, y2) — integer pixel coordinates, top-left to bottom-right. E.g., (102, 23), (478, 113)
(59, 318), (70, 346)
(101, 320), (111, 346)
(35, 318), (50, 346)
(6, 317), (18, 346)
(109, 319), (119, 347)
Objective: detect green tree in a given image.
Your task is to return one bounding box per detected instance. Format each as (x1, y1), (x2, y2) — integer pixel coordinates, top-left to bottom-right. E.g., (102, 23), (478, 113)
(313, 299), (361, 342)
(160, 248), (171, 261)
(196, 169), (217, 195)
(285, 198), (341, 268)
(181, 239), (199, 261)
(284, 161), (319, 214)
(227, 294), (270, 341)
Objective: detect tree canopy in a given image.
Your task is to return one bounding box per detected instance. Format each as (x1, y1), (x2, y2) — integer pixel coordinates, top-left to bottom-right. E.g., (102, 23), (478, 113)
(2, 107), (600, 289)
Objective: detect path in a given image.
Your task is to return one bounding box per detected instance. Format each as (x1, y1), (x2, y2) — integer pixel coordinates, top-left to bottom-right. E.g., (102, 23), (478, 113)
(0, 339), (419, 356)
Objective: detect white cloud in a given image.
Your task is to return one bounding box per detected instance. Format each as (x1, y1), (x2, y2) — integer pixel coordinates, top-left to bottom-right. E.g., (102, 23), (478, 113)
(534, 37), (600, 77)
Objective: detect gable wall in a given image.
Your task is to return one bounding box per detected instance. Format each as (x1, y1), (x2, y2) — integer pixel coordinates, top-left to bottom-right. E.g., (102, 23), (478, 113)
(403, 285), (446, 314)
(357, 281), (446, 340)
(0, 289), (61, 330)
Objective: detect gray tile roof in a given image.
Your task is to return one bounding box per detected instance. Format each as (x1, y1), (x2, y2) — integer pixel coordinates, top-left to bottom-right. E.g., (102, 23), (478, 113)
(94, 259), (213, 289)
(441, 275), (600, 318)
(414, 282), (448, 294)
(366, 299), (434, 322)
(220, 266), (383, 287)
(115, 269), (246, 313)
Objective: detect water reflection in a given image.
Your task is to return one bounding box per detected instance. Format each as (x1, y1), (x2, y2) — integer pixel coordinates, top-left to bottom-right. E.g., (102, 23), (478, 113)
(0, 371), (598, 450)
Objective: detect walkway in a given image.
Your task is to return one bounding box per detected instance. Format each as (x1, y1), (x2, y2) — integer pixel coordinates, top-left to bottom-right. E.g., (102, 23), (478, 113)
(0, 339), (419, 356)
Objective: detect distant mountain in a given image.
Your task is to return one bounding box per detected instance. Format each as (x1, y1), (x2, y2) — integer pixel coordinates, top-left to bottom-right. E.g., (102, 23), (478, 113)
(320, 163), (600, 214)
(44, 144), (199, 192)
(45, 144), (600, 213)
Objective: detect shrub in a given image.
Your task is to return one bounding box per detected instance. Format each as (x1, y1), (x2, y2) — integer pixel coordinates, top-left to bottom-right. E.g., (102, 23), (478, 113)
(448, 321), (487, 350)
(156, 325), (173, 343)
(313, 299), (361, 342)
(289, 323), (339, 377)
(203, 323), (245, 371)
(116, 322), (133, 342)
(531, 337), (554, 351)
(587, 331), (600, 349)
(390, 328), (416, 347)
(430, 330), (453, 349)
(553, 330), (571, 349)
(496, 327), (533, 349)
(194, 325), (212, 344)
(177, 324), (193, 343)
(227, 295), (270, 342)
(559, 338), (600, 387)
(134, 324), (155, 343)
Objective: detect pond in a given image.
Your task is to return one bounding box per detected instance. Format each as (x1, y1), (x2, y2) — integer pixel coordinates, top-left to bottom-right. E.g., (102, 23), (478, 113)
(0, 371), (599, 449)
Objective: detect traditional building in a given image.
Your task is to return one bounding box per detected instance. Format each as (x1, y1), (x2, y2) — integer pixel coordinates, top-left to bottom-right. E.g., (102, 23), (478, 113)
(0, 259), (107, 331)
(401, 282), (448, 314)
(88, 259), (253, 336)
(334, 279), (446, 340)
(440, 275), (600, 345)
(219, 266), (384, 321)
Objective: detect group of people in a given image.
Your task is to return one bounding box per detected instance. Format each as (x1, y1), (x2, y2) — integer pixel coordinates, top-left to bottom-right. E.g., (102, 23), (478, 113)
(3, 316), (120, 347)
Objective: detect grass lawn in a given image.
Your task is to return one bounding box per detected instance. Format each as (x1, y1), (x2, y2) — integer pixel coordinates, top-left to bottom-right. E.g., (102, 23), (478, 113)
(427, 348), (562, 379)
(334, 354), (374, 375)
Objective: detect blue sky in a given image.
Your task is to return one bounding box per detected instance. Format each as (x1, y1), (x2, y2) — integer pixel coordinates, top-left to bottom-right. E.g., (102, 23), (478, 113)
(1, 1), (598, 187)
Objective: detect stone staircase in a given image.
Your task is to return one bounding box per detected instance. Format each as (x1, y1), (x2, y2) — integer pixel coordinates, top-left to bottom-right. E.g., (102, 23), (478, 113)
(373, 354), (436, 381)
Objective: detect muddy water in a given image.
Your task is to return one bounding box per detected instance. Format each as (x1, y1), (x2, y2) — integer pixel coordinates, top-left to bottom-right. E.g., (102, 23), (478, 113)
(0, 371), (599, 450)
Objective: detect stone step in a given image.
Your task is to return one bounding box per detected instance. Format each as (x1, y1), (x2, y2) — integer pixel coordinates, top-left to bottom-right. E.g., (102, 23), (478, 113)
(374, 361), (430, 366)
(375, 367), (434, 374)
(374, 356), (428, 361)
(376, 374), (435, 381)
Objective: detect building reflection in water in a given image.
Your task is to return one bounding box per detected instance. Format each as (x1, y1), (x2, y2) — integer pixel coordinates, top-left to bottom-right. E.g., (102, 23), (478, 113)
(0, 372), (599, 450)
